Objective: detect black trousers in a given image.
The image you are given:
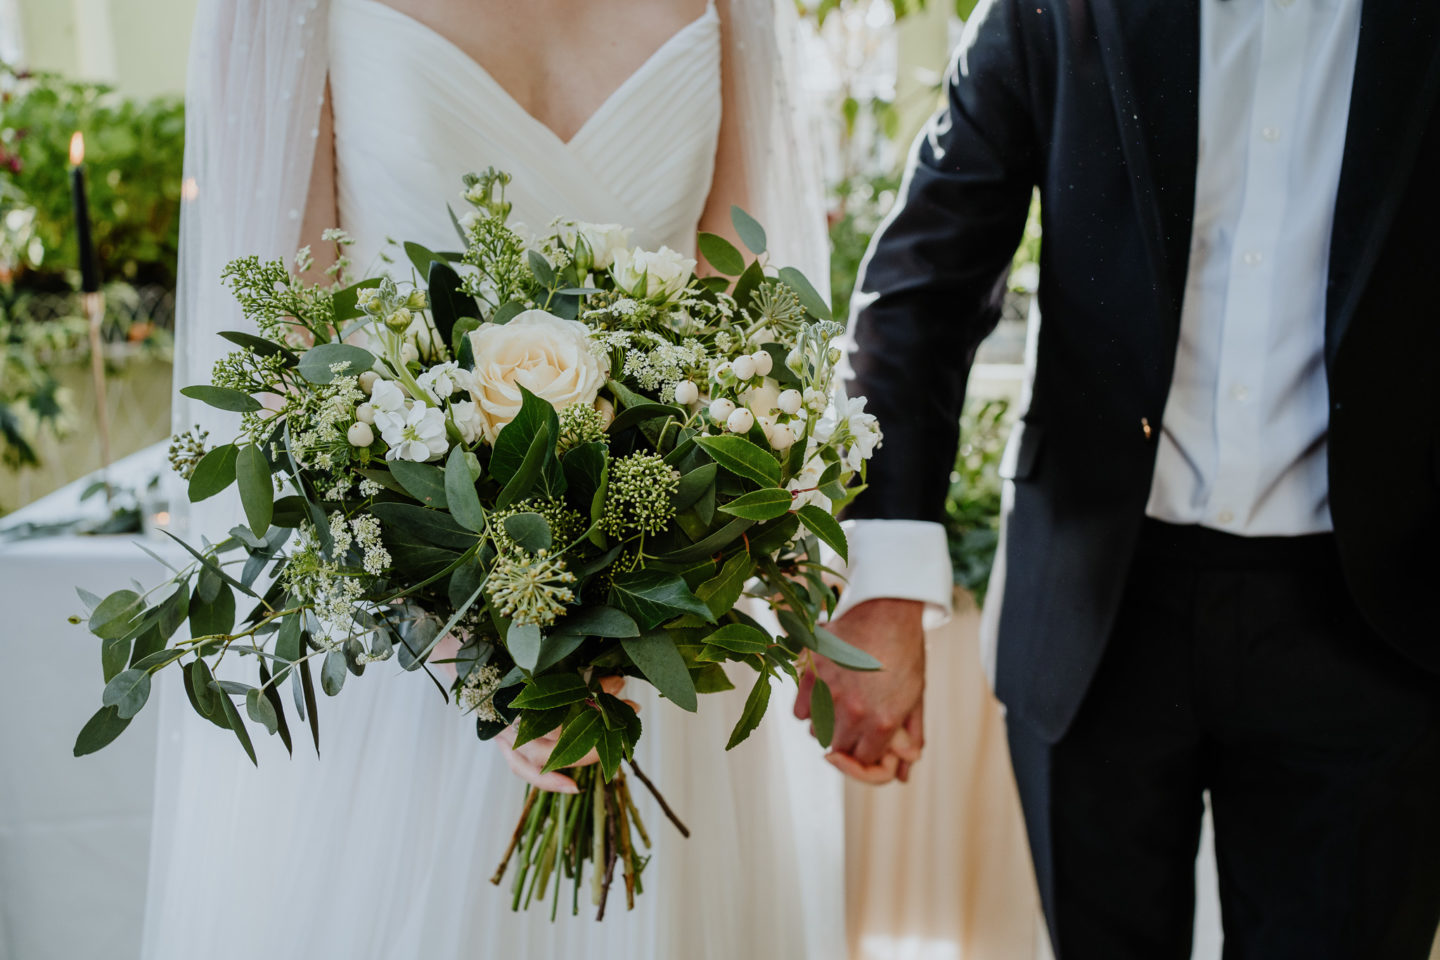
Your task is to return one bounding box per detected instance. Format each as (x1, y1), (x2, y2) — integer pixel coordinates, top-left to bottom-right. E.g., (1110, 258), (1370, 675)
(1007, 520), (1440, 960)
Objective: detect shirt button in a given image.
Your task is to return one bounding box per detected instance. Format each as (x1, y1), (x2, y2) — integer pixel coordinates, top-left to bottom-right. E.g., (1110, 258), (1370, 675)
(1243, 250), (1264, 267)
(1230, 384), (1251, 403)
(1261, 126), (1281, 142)
(1216, 509), (1235, 525)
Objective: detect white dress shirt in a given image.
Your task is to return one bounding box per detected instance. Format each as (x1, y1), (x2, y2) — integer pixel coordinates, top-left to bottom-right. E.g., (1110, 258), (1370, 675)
(837, 0), (1363, 621)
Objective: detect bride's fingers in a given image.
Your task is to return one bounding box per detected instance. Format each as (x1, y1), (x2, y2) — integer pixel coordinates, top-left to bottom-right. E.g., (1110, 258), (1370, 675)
(497, 736), (579, 794)
(826, 749), (899, 785)
(887, 726), (922, 764)
(896, 760), (912, 783)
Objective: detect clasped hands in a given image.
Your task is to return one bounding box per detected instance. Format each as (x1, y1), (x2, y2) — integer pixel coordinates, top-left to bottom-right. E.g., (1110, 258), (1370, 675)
(795, 597), (926, 785)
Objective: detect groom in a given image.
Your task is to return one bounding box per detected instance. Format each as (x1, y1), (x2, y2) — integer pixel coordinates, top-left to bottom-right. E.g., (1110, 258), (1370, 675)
(807, 0), (1440, 956)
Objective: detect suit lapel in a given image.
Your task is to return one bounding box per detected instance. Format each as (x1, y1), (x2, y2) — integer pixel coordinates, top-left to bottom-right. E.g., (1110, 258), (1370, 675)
(1326, 0), (1440, 365)
(1088, 0), (1200, 395)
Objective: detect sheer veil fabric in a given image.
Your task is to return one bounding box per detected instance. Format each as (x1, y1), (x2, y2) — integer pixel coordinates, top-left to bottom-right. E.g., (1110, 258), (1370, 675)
(144, 3), (841, 958)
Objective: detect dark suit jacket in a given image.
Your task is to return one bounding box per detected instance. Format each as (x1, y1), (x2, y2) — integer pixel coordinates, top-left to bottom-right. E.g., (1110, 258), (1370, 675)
(847, 0), (1440, 742)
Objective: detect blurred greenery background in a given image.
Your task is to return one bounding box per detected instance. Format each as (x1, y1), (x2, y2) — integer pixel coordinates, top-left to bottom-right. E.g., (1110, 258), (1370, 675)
(0, 0), (1029, 599)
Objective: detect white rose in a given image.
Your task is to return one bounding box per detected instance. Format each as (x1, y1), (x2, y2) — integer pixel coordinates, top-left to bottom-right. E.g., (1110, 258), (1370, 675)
(376, 404), (449, 462)
(558, 220), (632, 270)
(610, 245), (696, 304)
(466, 309), (606, 442)
(450, 399), (486, 445)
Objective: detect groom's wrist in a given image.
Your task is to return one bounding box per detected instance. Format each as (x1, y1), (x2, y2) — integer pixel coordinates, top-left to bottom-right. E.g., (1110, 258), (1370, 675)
(829, 519), (954, 626)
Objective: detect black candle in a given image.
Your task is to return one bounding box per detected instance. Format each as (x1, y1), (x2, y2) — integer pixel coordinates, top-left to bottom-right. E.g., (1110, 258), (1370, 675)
(69, 132), (100, 294)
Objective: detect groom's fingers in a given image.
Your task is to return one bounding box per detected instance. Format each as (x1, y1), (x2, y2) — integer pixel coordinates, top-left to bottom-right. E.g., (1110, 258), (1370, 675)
(852, 718), (901, 766)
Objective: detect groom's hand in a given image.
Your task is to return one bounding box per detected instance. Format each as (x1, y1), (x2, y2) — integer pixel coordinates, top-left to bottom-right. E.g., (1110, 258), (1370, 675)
(795, 598), (926, 782)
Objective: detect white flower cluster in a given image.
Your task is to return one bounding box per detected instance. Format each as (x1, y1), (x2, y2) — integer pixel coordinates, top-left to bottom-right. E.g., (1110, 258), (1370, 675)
(458, 663), (504, 723)
(329, 511), (392, 576)
(282, 522), (367, 648)
(290, 375), (368, 472)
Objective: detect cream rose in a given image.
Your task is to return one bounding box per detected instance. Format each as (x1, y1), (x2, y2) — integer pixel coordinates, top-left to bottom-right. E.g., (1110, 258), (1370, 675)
(466, 309), (606, 442)
(610, 245), (697, 304)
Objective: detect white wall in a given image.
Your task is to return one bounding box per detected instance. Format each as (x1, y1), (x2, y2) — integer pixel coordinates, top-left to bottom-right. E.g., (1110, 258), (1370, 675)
(10, 0), (197, 97)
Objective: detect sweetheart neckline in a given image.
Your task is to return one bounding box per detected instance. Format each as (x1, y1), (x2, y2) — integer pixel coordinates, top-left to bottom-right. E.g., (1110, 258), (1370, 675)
(344, 0), (718, 149)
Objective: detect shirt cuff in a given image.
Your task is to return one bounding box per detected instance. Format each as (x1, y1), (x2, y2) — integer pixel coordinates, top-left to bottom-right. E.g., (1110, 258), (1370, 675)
(825, 519), (954, 628)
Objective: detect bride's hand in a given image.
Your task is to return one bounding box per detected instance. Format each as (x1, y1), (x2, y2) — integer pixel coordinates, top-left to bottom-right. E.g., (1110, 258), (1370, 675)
(495, 676), (636, 794)
(824, 726), (919, 785)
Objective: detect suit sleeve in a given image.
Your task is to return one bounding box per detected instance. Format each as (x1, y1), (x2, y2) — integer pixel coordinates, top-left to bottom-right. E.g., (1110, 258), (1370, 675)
(845, 0), (1040, 525)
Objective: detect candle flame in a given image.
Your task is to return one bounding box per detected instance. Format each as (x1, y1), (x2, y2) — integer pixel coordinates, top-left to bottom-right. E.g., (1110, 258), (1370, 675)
(69, 131), (85, 165)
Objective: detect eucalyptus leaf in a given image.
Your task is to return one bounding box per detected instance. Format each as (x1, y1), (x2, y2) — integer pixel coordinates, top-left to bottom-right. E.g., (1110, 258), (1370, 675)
(218, 330), (300, 365)
(215, 687), (258, 765)
(697, 232), (745, 276)
(188, 444), (238, 502)
(502, 512), (551, 554)
(235, 444), (274, 536)
(297, 343), (375, 384)
(246, 687), (279, 735)
(731, 205), (767, 255)
(179, 385), (261, 413)
(321, 649), (348, 695)
(508, 621), (544, 673)
(387, 460), (448, 508)
(444, 445), (486, 532)
(810, 677), (835, 748)
(101, 667), (151, 720)
(778, 266), (833, 322)
(73, 704), (132, 757)
(814, 625), (883, 671)
(88, 588), (144, 640)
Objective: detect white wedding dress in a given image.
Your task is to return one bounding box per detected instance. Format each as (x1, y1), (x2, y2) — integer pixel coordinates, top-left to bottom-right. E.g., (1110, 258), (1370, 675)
(140, 2), (844, 958)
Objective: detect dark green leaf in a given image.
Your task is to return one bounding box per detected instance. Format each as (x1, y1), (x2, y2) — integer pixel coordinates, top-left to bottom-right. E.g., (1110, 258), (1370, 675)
(608, 402), (684, 436)
(101, 667), (151, 719)
(697, 232), (745, 275)
(725, 671), (772, 750)
(428, 259), (480, 347)
(496, 423), (552, 509)
(719, 487), (794, 521)
(491, 386), (559, 488)
(182, 661), (228, 729)
(215, 687), (258, 765)
(702, 623), (771, 656)
(810, 677), (835, 748)
(528, 249), (556, 287)
(696, 552), (754, 619)
(162, 531), (260, 600)
(297, 343), (375, 384)
(188, 444), (238, 502)
(257, 661), (293, 754)
(370, 501), (477, 549)
(695, 434), (781, 487)
(655, 516), (755, 564)
(672, 462), (717, 512)
(330, 276), (384, 321)
(509, 673), (591, 711)
(609, 570), (715, 630)
(403, 240), (442, 278)
(731, 205), (767, 255)
(512, 705), (568, 748)
(73, 704), (132, 756)
(180, 385), (261, 413)
(778, 266), (833, 322)
(300, 658), (321, 755)
(101, 636), (131, 681)
(596, 726), (626, 780)
(444, 445), (486, 532)
(732, 259), (766, 312)
(491, 300), (526, 325)
(189, 581), (236, 639)
(797, 505), (848, 563)
(551, 605), (640, 639)
(541, 708), (603, 773)
(620, 630), (698, 712)
(218, 330), (299, 365)
(235, 444), (274, 536)
(693, 662), (737, 693)
(533, 632), (585, 674)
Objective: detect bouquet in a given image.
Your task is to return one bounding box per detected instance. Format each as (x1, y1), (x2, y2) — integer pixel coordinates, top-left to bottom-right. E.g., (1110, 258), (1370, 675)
(72, 168), (884, 918)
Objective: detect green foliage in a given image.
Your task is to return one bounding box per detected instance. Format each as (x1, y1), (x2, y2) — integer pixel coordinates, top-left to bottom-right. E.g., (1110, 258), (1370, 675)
(0, 62), (184, 288)
(946, 398), (1010, 604)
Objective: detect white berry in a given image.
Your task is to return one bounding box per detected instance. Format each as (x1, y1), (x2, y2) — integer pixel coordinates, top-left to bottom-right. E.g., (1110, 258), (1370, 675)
(673, 380), (700, 405)
(356, 402), (376, 424)
(709, 398), (736, 421)
(358, 370), (379, 394)
(768, 422), (795, 450)
(777, 389), (803, 415)
(347, 421), (375, 447)
(752, 350), (774, 376)
(727, 407), (755, 434)
(731, 355), (757, 381)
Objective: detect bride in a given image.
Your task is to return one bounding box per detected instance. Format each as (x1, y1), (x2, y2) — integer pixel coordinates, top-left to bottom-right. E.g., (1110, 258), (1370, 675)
(143, 1), (841, 957)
